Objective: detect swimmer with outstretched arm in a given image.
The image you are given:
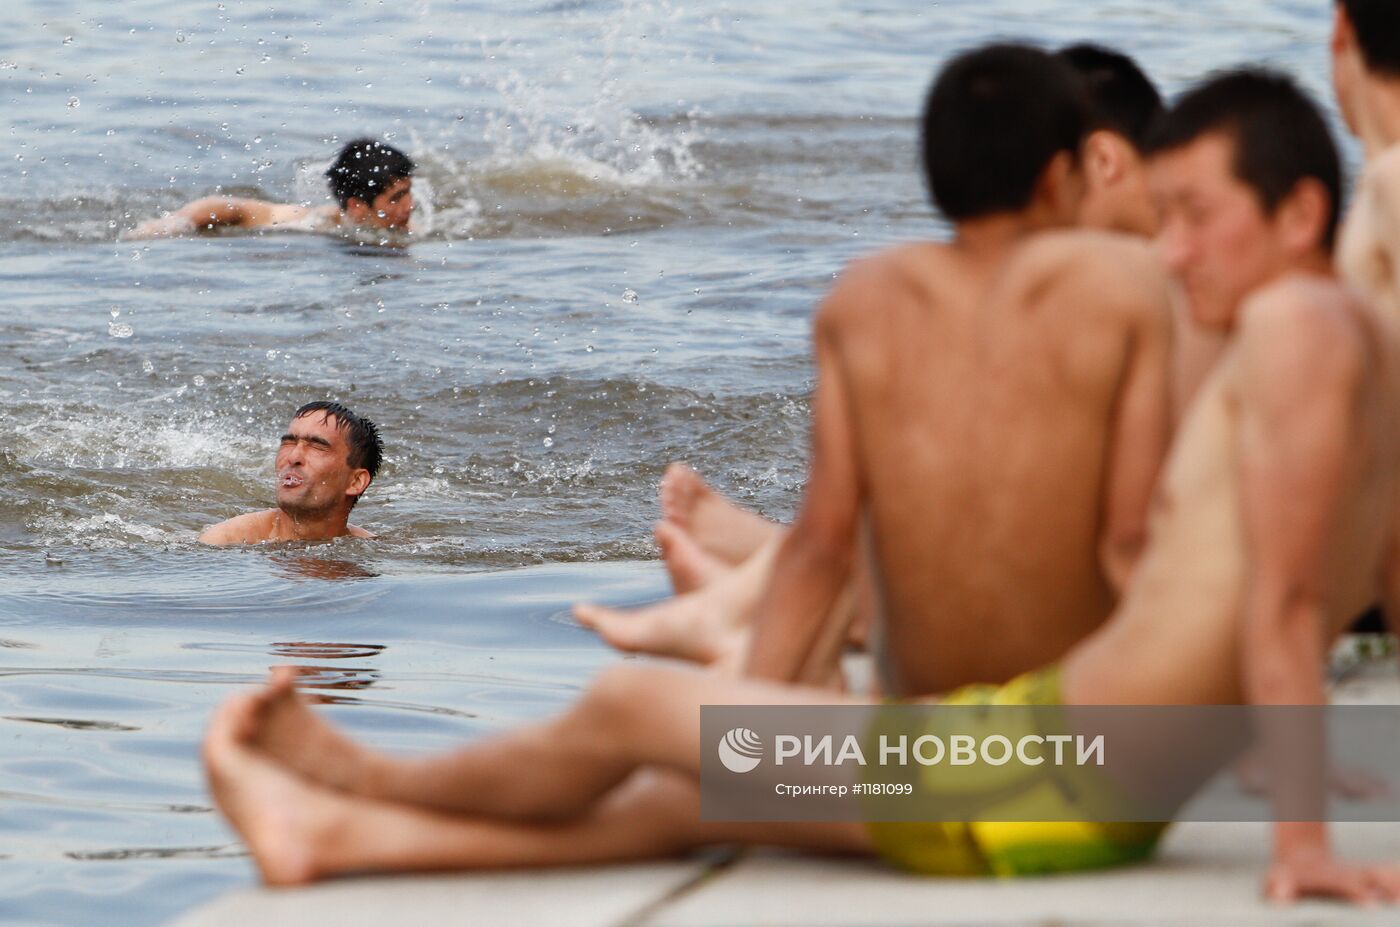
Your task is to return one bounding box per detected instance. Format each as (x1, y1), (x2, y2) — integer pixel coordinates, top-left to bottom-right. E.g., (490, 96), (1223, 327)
(126, 138), (413, 239)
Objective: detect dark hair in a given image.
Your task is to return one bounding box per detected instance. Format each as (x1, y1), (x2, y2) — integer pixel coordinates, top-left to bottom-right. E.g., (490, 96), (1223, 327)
(293, 401), (384, 502)
(324, 138), (414, 209)
(1145, 69), (1343, 250)
(1057, 43), (1163, 147)
(922, 43), (1089, 221)
(1339, 0), (1400, 76)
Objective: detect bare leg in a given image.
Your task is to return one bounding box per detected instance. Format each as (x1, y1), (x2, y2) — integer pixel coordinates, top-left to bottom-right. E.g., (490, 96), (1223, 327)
(208, 702), (870, 886)
(243, 658), (870, 819)
(656, 520), (729, 594)
(660, 463), (781, 565)
(574, 536), (779, 663)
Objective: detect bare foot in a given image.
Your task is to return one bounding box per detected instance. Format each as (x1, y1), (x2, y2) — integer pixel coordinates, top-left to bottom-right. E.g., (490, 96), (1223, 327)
(203, 696), (344, 885)
(659, 463), (780, 565)
(656, 520), (728, 594)
(573, 582), (752, 667)
(245, 666), (385, 797)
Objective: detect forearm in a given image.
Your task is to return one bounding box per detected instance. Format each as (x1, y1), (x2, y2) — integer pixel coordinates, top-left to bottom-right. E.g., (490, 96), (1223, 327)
(744, 529), (854, 681)
(1243, 586), (1329, 858)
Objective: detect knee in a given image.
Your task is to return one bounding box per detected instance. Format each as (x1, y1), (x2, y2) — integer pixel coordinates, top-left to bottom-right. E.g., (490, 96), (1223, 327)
(581, 663), (692, 740)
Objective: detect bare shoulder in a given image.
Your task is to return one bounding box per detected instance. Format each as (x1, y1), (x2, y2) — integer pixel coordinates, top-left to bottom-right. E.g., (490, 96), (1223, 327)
(1237, 275), (1366, 390)
(1366, 145), (1400, 190)
(814, 243), (942, 330)
(1022, 229), (1164, 289)
(1012, 230), (1170, 326)
(198, 510), (277, 546)
(347, 523), (376, 539)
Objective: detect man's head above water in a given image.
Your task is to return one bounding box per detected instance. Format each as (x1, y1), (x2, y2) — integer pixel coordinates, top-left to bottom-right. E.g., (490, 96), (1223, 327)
(277, 401), (384, 514)
(198, 401), (384, 546)
(324, 139), (416, 230)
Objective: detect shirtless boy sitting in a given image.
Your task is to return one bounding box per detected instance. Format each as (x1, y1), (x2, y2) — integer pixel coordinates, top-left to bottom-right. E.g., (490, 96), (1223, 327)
(199, 401), (383, 546)
(126, 138), (414, 239)
(201, 66), (1400, 906)
(581, 44), (1175, 694)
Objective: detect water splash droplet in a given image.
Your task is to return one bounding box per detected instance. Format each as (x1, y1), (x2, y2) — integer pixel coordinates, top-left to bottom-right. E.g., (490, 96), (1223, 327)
(622, 288), (639, 304)
(542, 436), (554, 448)
(108, 321), (133, 338)
(66, 96), (79, 109)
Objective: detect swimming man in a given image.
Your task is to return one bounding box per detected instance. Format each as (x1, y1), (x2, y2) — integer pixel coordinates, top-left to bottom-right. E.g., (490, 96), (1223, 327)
(127, 138), (413, 238)
(199, 401), (383, 545)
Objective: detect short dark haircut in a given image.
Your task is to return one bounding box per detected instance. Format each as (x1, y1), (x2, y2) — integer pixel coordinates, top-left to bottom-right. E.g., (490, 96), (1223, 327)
(293, 401), (384, 502)
(325, 138), (414, 209)
(1339, 0), (1400, 76)
(1057, 43), (1163, 147)
(1145, 69), (1343, 250)
(922, 43), (1089, 221)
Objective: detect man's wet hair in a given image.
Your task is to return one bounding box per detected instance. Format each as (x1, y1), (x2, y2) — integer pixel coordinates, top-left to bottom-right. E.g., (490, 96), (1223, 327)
(324, 138), (414, 209)
(1057, 43), (1163, 148)
(1144, 69), (1343, 250)
(922, 43), (1089, 221)
(1339, 0), (1400, 76)
(293, 401), (384, 502)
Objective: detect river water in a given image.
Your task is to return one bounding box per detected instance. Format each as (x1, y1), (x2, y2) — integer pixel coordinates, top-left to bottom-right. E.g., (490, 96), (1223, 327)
(0, 1), (1341, 923)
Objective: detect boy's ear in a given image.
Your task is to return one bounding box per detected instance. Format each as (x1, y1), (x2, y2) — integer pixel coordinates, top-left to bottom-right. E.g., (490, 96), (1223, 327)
(343, 197), (370, 220)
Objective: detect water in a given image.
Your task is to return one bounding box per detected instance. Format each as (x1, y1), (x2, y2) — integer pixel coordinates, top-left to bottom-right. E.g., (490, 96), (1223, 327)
(0, 1), (1342, 923)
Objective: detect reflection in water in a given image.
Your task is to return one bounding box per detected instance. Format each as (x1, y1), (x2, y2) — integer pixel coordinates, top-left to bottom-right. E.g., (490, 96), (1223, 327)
(67, 845), (243, 861)
(270, 555), (380, 582)
(270, 642), (386, 660)
(280, 664), (382, 691)
(2, 716), (140, 732)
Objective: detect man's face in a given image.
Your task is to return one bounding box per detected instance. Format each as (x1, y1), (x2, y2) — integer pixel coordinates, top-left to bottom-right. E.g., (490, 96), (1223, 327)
(351, 176), (413, 230)
(1149, 133), (1288, 330)
(274, 412), (365, 518)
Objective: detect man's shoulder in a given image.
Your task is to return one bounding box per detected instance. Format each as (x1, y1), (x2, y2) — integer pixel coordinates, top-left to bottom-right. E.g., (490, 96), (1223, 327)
(199, 510), (277, 546)
(1366, 145), (1400, 187)
(816, 243), (941, 326)
(1010, 230), (1169, 325)
(1015, 229), (1160, 282)
(1237, 275), (1366, 389)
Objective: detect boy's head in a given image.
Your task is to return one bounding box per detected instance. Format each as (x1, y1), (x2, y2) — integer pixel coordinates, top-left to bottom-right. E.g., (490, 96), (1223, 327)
(1057, 43), (1164, 235)
(325, 138), (415, 230)
(1332, 0), (1400, 138)
(922, 43), (1089, 228)
(1145, 69), (1342, 330)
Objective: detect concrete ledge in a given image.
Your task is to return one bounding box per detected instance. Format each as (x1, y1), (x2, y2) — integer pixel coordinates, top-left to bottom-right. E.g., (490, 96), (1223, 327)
(170, 860), (715, 927)
(651, 824), (1400, 926)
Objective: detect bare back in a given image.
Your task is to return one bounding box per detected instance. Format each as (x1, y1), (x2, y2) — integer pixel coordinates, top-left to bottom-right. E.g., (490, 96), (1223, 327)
(825, 232), (1173, 695)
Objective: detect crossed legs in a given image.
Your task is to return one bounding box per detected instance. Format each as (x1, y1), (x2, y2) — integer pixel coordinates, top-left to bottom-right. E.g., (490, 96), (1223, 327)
(204, 662), (875, 884)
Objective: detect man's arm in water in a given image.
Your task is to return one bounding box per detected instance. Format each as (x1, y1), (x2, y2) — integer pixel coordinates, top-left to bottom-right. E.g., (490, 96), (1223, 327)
(744, 264), (867, 682)
(1233, 285), (1374, 903)
(126, 197), (295, 239)
(1097, 246), (1175, 593)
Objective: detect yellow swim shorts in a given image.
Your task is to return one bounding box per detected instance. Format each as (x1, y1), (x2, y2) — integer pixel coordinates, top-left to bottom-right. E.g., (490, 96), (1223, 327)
(864, 665), (1168, 877)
